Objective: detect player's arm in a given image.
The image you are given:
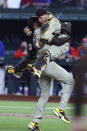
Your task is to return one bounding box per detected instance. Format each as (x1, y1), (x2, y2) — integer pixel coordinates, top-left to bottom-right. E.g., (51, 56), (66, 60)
(34, 18), (61, 48)
(49, 22), (71, 46)
(36, 35), (70, 48)
(38, 20), (71, 47)
(38, 33), (70, 47)
(51, 34), (70, 46)
(35, 33), (70, 48)
(40, 18), (61, 42)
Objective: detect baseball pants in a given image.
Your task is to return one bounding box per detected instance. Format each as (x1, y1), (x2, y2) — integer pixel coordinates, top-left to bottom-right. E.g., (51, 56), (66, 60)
(32, 61), (75, 123)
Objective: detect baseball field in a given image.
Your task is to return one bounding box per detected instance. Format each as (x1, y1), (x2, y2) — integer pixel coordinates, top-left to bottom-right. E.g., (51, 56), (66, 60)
(0, 100), (87, 131)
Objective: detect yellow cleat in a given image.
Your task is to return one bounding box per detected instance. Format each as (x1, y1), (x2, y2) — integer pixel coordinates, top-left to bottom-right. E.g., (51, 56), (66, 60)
(28, 122), (41, 131)
(27, 64), (41, 79)
(5, 65), (22, 78)
(53, 108), (70, 124)
(5, 65), (15, 74)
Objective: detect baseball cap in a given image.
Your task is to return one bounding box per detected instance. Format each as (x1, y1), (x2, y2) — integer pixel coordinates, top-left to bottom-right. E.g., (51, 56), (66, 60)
(36, 8), (49, 17)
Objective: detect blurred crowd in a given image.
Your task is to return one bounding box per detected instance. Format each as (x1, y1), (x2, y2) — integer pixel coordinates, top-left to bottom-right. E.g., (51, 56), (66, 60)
(0, 35), (87, 96)
(0, 0), (51, 9)
(0, 0), (87, 9)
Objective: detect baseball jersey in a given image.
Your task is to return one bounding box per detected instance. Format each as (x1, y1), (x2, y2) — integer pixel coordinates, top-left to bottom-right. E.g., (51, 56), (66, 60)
(33, 15), (69, 59)
(41, 14), (61, 42)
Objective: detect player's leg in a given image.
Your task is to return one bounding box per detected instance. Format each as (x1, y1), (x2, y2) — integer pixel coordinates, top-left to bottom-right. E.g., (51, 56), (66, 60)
(27, 49), (51, 79)
(5, 65), (22, 78)
(49, 42), (69, 60)
(53, 83), (74, 124)
(27, 43), (69, 79)
(28, 76), (51, 130)
(44, 61), (75, 124)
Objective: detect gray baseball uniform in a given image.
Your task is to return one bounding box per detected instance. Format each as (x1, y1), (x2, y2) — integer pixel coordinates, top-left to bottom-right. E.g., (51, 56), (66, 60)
(33, 61), (74, 123)
(33, 15), (69, 61)
(32, 14), (75, 123)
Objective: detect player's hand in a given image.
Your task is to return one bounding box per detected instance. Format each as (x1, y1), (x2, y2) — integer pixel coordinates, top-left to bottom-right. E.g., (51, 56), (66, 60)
(24, 26), (32, 36)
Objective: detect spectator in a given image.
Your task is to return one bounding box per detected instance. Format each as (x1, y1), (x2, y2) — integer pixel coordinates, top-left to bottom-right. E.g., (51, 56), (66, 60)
(6, 0), (21, 9)
(0, 0), (7, 8)
(66, 46), (76, 60)
(14, 41), (31, 95)
(75, 37), (87, 61)
(20, 0), (32, 8)
(14, 41), (28, 59)
(0, 41), (5, 94)
(33, 0), (51, 8)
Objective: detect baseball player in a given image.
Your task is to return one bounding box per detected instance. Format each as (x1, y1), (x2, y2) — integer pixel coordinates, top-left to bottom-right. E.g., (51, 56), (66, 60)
(27, 8), (74, 131)
(27, 21), (71, 79)
(6, 9), (75, 131)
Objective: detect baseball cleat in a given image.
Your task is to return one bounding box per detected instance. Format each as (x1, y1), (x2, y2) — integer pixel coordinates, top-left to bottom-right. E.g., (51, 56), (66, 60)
(53, 108), (70, 124)
(27, 64), (41, 79)
(28, 121), (41, 131)
(5, 65), (22, 78)
(5, 65), (15, 74)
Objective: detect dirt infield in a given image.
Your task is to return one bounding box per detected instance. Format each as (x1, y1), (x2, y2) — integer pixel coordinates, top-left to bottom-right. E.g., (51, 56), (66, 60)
(0, 95), (87, 103)
(0, 113), (87, 120)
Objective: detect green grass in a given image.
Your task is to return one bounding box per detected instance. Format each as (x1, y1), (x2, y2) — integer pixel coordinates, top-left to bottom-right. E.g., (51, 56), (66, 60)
(0, 101), (74, 115)
(0, 117), (71, 131)
(0, 100), (87, 131)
